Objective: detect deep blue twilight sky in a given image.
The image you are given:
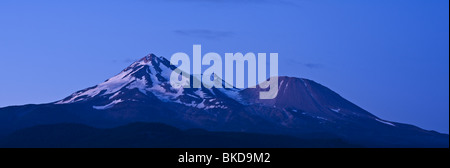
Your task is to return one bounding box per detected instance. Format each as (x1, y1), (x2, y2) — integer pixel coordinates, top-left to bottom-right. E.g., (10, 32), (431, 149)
(0, 0), (448, 133)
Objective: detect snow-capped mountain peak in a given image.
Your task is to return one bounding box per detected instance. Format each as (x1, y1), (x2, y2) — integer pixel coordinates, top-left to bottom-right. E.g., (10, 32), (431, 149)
(56, 54), (172, 104)
(56, 54), (241, 111)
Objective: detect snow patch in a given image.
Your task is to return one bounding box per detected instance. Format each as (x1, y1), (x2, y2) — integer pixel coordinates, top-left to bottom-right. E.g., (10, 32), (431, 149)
(173, 100), (196, 107)
(218, 88), (242, 102)
(301, 79), (308, 87)
(196, 100), (206, 108)
(149, 84), (183, 102)
(56, 68), (136, 104)
(93, 99), (124, 110)
(126, 76), (148, 94)
(376, 118), (396, 126)
(195, 90), (207, 99)
(109, 91), (121, 99)
(330, 108), (341, 113)
(158, 61), (175, 80)
(315, 116), (328, 120)
(205, 105), (228, 110)
(279, 80), (284, 89)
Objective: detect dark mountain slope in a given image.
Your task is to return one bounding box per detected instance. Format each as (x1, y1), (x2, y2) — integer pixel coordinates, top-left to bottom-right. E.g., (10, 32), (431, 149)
(0, 122), (357, 148)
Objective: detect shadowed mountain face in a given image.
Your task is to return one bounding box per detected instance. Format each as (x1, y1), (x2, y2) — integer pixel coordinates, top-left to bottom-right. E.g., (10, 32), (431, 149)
(0, 54), (448, 147)
(241, 77), (375, 119)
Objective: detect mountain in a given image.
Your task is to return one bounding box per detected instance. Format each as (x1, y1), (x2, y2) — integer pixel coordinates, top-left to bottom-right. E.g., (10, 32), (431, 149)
(241, 77), (449, 147)
(0, 54), (448, 147)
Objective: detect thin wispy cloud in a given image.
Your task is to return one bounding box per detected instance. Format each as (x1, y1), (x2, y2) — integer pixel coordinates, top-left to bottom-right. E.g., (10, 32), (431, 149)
(112, 58), (136, 64)
(174, 29), (234, 40)
(304, 63), (323, 69)
(286, 59), (323, 69)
